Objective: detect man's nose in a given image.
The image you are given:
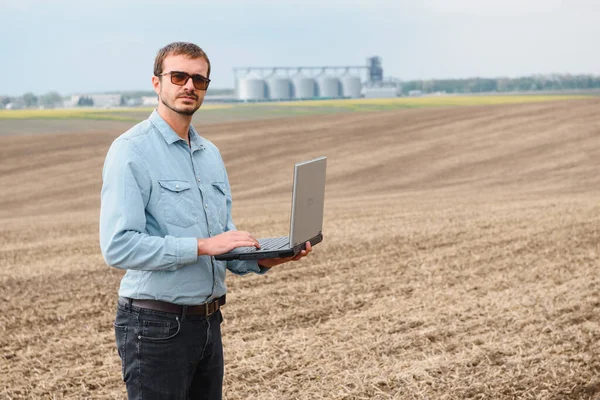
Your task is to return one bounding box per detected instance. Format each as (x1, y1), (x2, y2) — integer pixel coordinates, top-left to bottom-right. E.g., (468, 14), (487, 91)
(183, 77), (196, 90)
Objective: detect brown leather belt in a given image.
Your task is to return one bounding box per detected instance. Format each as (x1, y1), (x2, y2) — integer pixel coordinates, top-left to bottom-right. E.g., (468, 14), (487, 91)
(122, 295), (226, 317)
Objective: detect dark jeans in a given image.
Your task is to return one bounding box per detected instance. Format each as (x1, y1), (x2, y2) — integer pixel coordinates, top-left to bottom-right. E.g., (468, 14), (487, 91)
(114, 298), (224, 400)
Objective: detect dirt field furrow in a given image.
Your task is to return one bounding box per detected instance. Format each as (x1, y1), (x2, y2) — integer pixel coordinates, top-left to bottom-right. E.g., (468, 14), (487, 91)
(2, 99), (600, 399)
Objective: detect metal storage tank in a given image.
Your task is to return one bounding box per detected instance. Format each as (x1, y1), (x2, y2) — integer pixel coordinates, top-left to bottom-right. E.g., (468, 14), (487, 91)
(237, 75), (266, 101)
(316, 75), (341, 98)
(341, 75), (362, 98)
(266, 76), (292, 100)
(291, 75), (316, 99)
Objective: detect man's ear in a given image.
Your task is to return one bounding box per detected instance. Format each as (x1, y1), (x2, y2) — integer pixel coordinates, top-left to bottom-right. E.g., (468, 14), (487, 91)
(152, 76), (161, 95)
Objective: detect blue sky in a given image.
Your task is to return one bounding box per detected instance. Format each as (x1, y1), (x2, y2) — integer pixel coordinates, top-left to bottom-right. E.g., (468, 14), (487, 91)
(0, 0), (599, 96)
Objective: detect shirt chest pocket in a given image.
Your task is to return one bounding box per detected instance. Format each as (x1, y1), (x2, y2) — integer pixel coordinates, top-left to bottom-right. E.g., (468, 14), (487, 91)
(210, 181), (228, 227)
(158, 180), (201, 228)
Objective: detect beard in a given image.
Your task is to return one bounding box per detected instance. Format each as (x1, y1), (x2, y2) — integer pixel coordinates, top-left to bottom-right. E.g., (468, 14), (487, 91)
(160, 91), (202, 116)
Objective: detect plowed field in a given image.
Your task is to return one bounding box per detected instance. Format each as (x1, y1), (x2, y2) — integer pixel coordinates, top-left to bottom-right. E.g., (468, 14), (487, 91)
(1, 99), (600, 399)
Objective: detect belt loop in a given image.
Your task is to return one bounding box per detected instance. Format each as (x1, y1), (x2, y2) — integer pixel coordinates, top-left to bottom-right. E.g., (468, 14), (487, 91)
(127, 297), (133, 311)
(181, 305), (188, 320)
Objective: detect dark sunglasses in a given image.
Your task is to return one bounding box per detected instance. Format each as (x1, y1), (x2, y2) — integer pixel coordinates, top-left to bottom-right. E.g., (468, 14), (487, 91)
(157, 71), (211, 91)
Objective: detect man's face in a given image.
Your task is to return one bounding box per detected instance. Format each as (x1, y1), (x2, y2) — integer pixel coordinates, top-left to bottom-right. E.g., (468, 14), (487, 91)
(153, 54), (209, 116)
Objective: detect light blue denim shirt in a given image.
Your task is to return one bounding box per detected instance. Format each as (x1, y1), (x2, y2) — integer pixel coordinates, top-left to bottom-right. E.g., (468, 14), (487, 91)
(100, 110), (265, 305)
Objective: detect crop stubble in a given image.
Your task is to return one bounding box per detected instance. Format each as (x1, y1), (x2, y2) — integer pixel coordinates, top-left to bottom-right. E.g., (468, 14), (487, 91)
(1, 99), (600, 399)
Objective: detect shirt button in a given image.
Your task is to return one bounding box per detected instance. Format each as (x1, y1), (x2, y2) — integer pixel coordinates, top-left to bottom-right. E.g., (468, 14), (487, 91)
(205, 204), (208, 209)
(197, 178), (201, 182)
(175, 185), (180, 189)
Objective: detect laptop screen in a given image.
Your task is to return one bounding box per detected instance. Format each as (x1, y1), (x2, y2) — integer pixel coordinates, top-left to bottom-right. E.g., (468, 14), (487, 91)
(289, 157), (327, 247)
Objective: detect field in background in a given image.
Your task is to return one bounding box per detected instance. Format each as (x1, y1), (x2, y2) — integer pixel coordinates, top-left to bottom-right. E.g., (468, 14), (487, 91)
(1, 97), (600, 399)
(0, 94), (591, 123)
(276, 94), (592, 108)
(0, 94), (591, 137)
(0, 104), (227, 121)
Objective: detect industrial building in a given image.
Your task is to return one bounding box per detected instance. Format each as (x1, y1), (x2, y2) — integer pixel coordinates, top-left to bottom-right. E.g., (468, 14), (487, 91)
(234, 57), (400, 101)
(64, 94), (123, 108)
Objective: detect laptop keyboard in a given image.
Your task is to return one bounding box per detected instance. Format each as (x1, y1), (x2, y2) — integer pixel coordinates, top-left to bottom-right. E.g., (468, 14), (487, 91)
(234, 237), (289, 253)
(255, 237), (289, 251)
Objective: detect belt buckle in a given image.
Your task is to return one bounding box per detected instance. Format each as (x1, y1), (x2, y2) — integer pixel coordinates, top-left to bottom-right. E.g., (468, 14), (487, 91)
(205, 300), (216, 316)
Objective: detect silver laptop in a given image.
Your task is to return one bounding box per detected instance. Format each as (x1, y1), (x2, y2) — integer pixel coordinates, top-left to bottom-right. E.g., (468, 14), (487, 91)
(215, 156), (326, 261)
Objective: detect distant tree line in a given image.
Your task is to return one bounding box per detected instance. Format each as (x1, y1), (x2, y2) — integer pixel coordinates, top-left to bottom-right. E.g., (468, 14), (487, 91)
(401, 74), (600, 95)
(77, 96), (94, 106)
(2, 76), (598, 109)
(103, 88), (234, 97)
(0, 88), (236, 109)
(1, 91), (64, 108)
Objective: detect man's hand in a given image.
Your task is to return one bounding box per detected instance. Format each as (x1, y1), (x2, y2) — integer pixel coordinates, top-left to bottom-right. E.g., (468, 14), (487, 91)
(257, 241), (313, 269)
(198, 231), (260, 256)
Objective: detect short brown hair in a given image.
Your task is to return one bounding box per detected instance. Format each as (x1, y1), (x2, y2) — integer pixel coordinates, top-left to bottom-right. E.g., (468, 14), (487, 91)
(153, 42), (211, 78)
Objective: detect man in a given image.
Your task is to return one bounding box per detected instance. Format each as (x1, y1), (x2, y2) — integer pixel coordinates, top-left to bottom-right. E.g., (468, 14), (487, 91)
(99, 42), (312, 400)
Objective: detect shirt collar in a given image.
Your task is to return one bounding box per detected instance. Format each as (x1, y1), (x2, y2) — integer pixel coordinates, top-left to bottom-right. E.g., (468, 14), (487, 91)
(188, 125), (206, 153)
(149, 110), (206, 152)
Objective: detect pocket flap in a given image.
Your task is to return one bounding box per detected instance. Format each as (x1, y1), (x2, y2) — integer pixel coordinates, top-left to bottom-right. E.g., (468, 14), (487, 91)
(212, 182), (227, 195)
(158, 180), (191, 192)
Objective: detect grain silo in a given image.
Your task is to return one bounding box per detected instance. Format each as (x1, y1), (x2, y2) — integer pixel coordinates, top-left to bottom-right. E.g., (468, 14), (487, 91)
(233, 55), (404, 100)
(316, 75), (341, 98)
(341, 75), (362, 98)
(266, 76), (292, 100)
(291, 74), (316, 99)
(237, 75), (266, 101)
